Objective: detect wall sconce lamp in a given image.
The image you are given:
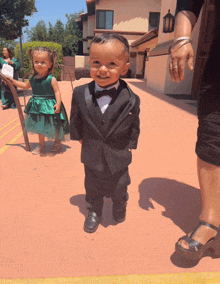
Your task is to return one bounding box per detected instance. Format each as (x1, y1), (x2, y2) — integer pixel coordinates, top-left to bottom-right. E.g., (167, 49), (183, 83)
(163, 9), (175, 33)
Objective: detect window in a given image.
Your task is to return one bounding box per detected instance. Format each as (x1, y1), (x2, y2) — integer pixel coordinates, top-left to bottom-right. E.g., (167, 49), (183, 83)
(149, 12), (160, 31)
(96, 10), (114, 29)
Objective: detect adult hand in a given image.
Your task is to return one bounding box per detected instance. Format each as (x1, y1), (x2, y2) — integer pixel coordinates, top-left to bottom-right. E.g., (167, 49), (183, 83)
(169, 42), (194, 83)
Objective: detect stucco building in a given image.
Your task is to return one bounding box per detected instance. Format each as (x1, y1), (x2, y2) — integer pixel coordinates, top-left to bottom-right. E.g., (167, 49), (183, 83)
(75, 0), (160, 78)
(75, 0), (213, 97)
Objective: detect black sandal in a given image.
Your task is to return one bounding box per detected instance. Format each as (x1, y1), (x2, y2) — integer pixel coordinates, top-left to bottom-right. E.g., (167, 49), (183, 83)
(175, 221), (220, 260)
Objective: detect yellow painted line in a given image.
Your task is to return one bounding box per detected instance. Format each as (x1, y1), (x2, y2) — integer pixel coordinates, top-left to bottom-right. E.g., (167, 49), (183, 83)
(0, 272), (220, 284)
(0, 123), (20, 139)
(0, 117), (19, 132)
(0, 131), (23, 155)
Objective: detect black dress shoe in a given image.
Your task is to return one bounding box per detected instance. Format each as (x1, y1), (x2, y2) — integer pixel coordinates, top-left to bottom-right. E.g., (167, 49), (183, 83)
(84, 211), (101, 233)
(112, 201), (127, 223)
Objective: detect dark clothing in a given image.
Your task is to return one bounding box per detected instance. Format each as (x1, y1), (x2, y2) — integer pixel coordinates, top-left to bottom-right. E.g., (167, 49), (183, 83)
(70, 79), (140, 174)
(176, 0), (220, 166)
(84, 165), (130, 216)
(70, 79), (140, 214)
(196, 112), (220, 166)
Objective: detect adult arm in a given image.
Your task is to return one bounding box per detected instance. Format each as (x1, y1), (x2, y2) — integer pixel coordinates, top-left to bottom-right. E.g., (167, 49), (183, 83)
(169, 0), (204, 82)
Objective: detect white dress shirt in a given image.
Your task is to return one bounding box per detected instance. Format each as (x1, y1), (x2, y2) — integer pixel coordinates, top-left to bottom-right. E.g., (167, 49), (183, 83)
(95, 81), (120, 114)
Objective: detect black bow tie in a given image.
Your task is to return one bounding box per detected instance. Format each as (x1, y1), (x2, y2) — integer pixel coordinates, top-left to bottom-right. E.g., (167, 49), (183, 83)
(94, 87), (117, 99)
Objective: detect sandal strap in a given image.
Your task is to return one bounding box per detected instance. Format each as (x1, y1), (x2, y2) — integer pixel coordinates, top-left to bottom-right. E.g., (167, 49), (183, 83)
(199, 221), (219, 232)
(180, 235), (203, 252)
(190, 221), (219, 239)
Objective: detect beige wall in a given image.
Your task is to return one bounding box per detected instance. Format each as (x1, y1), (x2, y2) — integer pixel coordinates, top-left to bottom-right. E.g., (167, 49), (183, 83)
(75, 55), (90, 69)
(145, 55), (168, 92)
(96, 0), (161, 32)
(83, 21), (88, 38)
(88, 15), (95, 37)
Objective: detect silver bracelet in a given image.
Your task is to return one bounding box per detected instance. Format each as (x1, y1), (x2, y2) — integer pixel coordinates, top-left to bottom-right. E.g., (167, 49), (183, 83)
(172, 36), (192, 46)
(169, 39), (192, 54)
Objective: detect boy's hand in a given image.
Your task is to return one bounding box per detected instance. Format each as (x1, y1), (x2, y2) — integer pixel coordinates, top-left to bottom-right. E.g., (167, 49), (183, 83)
(53, 103), (61, 113)
(129, 149), (132, 152)
(79, 140), (83, 144)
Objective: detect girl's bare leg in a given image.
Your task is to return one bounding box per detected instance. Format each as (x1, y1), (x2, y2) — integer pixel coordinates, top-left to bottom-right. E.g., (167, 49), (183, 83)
(32, 134), (46, 155)
(179, 157), (220, 249)
(48, 132), (62, 156)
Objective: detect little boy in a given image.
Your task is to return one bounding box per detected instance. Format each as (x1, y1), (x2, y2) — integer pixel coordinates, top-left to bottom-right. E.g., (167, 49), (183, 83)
(70, 33), (140, 233)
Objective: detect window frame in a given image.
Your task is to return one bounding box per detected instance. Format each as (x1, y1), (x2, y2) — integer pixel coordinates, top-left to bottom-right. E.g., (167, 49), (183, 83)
(96, 10), (114, 29)
(149, 12), (160, 31)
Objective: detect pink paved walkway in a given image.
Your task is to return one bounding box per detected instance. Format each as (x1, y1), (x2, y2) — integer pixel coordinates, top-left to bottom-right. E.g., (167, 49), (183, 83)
(0, 78), (219, 279)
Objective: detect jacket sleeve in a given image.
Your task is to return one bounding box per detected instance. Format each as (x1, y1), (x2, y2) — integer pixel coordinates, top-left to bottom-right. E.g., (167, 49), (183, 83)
(129, 95), (140, 150)
(70, 90), (83, 141)
(175, 0), (204, 19)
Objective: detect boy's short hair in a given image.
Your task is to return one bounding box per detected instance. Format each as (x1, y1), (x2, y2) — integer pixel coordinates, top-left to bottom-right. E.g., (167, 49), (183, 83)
(90, 33), (130, 62)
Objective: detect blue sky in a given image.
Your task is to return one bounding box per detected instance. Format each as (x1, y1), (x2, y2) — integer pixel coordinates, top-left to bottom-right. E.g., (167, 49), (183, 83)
(23, 0), (87, 42)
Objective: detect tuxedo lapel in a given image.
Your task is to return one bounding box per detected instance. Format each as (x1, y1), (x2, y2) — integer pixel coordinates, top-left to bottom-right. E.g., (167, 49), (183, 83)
(105, 80), (136, 138)
(83, 81), (104, 138)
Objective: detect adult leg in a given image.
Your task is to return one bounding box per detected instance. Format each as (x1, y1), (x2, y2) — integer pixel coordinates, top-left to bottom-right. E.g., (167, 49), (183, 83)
(179, 157), (220, 249)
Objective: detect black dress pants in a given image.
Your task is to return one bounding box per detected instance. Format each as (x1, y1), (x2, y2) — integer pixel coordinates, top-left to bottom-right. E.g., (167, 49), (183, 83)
(84, 165), (130, 217)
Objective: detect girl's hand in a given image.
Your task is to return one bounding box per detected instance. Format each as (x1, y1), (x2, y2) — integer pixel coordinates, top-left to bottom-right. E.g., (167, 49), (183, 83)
(4, 76), (13, 85)
(53, 103), (61, 113)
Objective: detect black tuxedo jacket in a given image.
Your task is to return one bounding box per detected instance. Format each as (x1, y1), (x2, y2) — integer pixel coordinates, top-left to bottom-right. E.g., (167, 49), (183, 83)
(70, 79), (140, 174)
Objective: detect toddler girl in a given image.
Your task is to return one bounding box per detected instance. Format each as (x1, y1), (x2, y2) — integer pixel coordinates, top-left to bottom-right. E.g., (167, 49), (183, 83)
(8, 46), (70, 156)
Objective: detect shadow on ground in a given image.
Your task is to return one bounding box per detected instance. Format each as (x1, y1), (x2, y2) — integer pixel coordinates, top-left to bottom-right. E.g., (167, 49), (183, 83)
(9, 141), (71, 153)
(128, 80), (197, 116)
(138, 177), (220, 267)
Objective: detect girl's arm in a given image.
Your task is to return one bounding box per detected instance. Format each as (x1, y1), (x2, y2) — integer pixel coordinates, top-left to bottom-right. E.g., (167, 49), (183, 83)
(51, 76), (61, 113)
(7, 76), (31, 89)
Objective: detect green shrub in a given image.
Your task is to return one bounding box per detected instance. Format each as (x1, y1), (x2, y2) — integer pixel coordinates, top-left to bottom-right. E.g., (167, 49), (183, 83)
(15, 42), (63, 80)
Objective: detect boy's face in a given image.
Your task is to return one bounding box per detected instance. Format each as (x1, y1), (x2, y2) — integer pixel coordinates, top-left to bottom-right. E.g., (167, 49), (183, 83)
(89, 40), (130, 88)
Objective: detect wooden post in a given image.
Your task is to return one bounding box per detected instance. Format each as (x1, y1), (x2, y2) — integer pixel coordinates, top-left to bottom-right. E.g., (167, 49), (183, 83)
(0, 73), (31, 151)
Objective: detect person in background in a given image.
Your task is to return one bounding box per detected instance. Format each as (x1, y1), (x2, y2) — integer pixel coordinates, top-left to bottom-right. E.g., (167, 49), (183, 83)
(169, 0), (220, 260)
(7, 46), (70, 156)
(0, 47), (20, 109)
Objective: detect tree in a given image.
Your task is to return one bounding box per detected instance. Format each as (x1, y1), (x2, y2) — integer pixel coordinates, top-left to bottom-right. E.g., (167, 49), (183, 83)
(63, 11), (83, 56)
(53, 20), (65, 45)
(48, 22), (54, 42)
(26, 20), (48, 42)
(0, 0), (37, 40)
